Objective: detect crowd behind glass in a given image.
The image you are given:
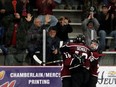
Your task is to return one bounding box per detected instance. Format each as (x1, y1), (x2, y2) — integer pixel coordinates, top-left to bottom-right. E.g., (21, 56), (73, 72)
(0, 0), (115, 66)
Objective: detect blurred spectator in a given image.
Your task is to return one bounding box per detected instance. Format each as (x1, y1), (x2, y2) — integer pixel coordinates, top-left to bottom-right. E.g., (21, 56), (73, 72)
(38, 14), (58, 31)
(0, 0), (6, 25)
(97, 5), (116, 51)
(26, 16), (52, 65)
(36, 0), (56, 15)
(63, 0), (84, 9)
(0, 0), (12, 35)
(36, 0), (58, 30)
(23, 13), (33, 31)
(62, 0), (84, 9)
(20, 0), (31, 17)
(26, 17), (43, 65)
(55, 16), (73, 43)
(29, 0), (36, 9)
(0, 0), (7, 56)
(63, 0), (76, 9)
(54, 0), (62, 4)
(4, 13), (28, 65)
(46, 26), (61, 65)
(1, 0), (29, 37)
(108, 0), (116, 15)
(82, 12), (100, 46)
(0, 25), (7, 59)
(97, 0), (109, 5)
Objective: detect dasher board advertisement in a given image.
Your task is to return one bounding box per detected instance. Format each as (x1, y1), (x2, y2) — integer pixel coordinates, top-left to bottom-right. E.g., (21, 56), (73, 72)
(0, 66), (62, 87)
(0, 66), (116, 87)
(97, 66), (116, 87)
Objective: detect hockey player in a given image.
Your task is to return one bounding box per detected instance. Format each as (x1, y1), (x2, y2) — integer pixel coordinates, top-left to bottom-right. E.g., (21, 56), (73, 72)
(60, 34), (92, 87)
(89, 39), (105, 87)
(60, 52), (72, 87)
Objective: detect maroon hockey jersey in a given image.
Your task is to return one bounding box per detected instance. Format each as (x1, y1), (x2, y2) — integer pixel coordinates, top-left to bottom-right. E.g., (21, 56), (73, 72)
(60, 42), (92, 72)
(90, 51), (105, 77)
(61, 53), (72, 79)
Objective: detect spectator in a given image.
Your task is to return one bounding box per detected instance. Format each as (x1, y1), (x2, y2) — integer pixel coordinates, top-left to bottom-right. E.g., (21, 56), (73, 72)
(54, 0), (62, 4)
(36, 0), (56, 15)
(0, 0), (12, 44)
(108, 0), (116, 16)
(55, 16), (73, 43)
(23, 13), (33, 32)
(20, 0), (31, 17)
(26, 16), (52, 65)
(36, 0), (58, 29)
(82, 11), (100, 46)
(0, 26), (8, 61)
(63, 0), (83, 10)
(26, 17), (43, 65)
(1, 0), (28, 36)
(38, 14), (57, 31)
(97, 0), (109, 5)
(0, 0), (6, 25)
(29, 0), (36, 9)
(97, 4), (116, 51)
(46, 26), (61, 65)
(4, 13), (28, 65)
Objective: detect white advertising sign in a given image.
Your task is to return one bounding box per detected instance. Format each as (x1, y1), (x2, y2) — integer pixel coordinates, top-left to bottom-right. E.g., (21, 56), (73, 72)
(97, 66), (116, 87)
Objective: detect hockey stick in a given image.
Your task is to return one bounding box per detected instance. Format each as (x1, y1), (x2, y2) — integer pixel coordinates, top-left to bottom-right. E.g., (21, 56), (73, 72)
(33, 55), (63, 65)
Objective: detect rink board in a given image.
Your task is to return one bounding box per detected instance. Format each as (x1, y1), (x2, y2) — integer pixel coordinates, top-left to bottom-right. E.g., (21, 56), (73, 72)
(0, 66), (116, 87)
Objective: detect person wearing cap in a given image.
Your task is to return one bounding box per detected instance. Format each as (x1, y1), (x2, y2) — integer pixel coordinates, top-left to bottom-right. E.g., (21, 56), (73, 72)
(82, 11), (100, 46)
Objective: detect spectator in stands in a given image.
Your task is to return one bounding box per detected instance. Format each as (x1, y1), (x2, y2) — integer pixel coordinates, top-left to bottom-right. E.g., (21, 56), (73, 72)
(36, 0), (56, 15)
(46, 26), (61, 65)
(0, 0), (7, 57)
(26, 17), (43, 65)
(38, 14), (57, 31)
(0, 0), (33, 23)
(0, 25), (8, 62)
(20, 0), (31, 17)
(23, 13), (33, 32)
(98, 0), (109, 5)
(4, 13), (28, 65)
(28, 0), (36, 9)
(82, 11), (100, 46)
(108, 0), (116, 16)
(63, 0), (84, 10)
(55, 16), (73, 43)
(0, 0), (6, 25)
(54, 0), (62, 4)
(0, 0), (13, 44)
(36, 0), (58, 28)
(97, 4), (116, 51)
(1, 0), (29, 34)
(26, 16), (51, 65)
